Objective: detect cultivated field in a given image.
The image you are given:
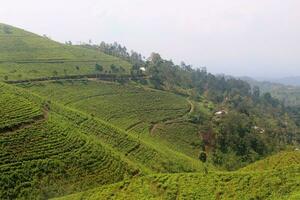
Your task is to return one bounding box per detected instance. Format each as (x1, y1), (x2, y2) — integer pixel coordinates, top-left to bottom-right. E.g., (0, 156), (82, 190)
(54, 157), (300, 200)
(0, 23), (131, 81)
(20, 80), (190, 133)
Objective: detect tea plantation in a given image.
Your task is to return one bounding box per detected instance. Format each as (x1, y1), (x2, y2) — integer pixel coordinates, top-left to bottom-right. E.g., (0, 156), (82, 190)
(19, 80), (190, 133)
(0, 23), (131, 81)
(0, 82), (206, 199)
(54, 154), (300, 200)
(1, 23), (300, 200)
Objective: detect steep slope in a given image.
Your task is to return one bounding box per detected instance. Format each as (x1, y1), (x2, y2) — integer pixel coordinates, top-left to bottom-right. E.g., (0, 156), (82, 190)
(53, 164), (300, 200)
(19, 80), (189, 132)
(0, 82), (207, 199)
(19, 80), (206, 172)
(0, 83), (142, 199)
(18, 80), (206, 162)
(0, 23), (131, 81)
(0, 84), (43, 132)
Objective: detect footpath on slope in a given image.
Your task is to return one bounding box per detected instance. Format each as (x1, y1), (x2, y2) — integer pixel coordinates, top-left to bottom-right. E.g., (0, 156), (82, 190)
(0, 107), (48, 134)
(4, 74), (148, 84)
(150, 98), (195, 135)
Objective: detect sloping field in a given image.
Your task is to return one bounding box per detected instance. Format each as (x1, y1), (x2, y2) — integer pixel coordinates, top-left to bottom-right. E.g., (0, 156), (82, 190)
(18, 80), (215, 160)
(0, 83), (141, 199)
(19, 80), (189, 132)
(150, 122), (201, 159)
(0, 84), (43, 132)
(0, 112), (141, 199)
(53, 164), (300, 200)
(0, 82), (206, 199)
(239, 150), (300, 172)
(0, 23), (131, 81)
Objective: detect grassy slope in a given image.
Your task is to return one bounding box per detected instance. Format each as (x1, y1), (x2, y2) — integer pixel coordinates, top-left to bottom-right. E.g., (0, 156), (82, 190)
(18, 80), (207, 161)
(0, 83), (142, 199)
(19, 80), (189, 130)
(54, 165), (300, 200)
(19, 80), (206, 171)
(0, 23), (132, 80)
(0, 82), (207, 199)
(239, 150), (300, 172)
(0, 84), (43, 131)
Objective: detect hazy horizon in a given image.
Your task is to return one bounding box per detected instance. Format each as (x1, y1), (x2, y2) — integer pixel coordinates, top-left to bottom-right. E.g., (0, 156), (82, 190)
(1, 0), (300, 78)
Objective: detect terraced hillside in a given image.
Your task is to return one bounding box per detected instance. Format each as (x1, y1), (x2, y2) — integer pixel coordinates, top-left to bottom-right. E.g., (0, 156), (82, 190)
(54, 156), (300, 200)
(0, 23), (131, 81)
(0, 82), (207, 199)
(0, 84), (43, 132)
(0, 83), (141, 199)
(19, 80), (190, 133)
(2, 23), (300, 200)
(18, 80), (207, 160)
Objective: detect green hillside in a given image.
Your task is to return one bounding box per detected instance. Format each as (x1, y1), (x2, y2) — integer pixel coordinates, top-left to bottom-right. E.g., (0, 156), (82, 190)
(0, 84), (43, 131)
(18, 80), (206, 170)
(240, 150), (300, 172)
(19, 79), (300, 170)
(0, 83), (140, 199)
(18, 80), (189, 132)
(0, 82), (207, 199)
(0, 23), (132, 81)
(18, 80), (206, 161)
(53, 164), (300, 200)
(1, 23), (300, 199)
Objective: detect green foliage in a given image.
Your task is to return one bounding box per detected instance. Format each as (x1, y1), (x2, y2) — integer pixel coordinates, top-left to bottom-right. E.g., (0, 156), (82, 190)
(80, 41), (144, 66)
(54, 163), (300, 200)
(240, 150), (300, 172)
(0, 83), (43, 131)
(20, 80), (189, 132)
(199, 151), (207, 162)
(95, 63), (103, 72)
(0, 83), (141, 199)
(18, 81), (206, 173)
(1, 23), (300, 200)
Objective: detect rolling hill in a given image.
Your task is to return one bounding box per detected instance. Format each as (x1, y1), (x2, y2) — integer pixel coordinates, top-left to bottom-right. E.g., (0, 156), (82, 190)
(0, 23), (132, 81)
(0, 23), (300, 199)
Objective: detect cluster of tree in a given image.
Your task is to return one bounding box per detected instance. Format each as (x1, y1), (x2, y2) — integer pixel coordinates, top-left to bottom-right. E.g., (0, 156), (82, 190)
(95, 63), (125, 75)
(143, 53), (252, 102)
(2, 25), (12, 34)
(140, 52), (299, 170)
(79, 42), (144, 67)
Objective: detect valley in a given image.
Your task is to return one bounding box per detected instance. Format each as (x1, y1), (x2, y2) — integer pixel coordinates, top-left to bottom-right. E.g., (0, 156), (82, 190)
(0, 23), (299, 199)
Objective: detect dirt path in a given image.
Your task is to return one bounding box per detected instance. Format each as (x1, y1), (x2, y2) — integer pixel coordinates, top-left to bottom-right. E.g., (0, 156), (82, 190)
(0, 107), (48, 134)
(125, 121), (144, 132)
(150, 98), (195, 135)
(187, 99), (195, 115)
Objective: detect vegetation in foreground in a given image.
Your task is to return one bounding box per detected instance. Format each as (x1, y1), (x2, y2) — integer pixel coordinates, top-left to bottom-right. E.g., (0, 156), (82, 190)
(54, 154), (300, 200)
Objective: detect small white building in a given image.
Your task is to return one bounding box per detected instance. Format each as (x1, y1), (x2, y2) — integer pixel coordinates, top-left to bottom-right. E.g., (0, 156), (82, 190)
(140, 67), (146, 72)
(214, 110), (227, 116)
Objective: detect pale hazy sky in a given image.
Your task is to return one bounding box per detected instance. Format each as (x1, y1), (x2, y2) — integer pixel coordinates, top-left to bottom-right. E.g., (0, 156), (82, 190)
(1, 0), (300, 77)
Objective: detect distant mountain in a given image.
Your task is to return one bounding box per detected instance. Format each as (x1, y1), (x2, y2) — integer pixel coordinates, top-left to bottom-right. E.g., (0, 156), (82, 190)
(239, 76), (300, 107)
(273, 76), (300, 87)
(250, 76), (300, 87)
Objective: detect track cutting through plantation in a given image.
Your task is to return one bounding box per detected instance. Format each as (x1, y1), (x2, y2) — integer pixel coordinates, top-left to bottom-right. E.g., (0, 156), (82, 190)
(150, 98), (195, 135)
(0, 108), (48, 134)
